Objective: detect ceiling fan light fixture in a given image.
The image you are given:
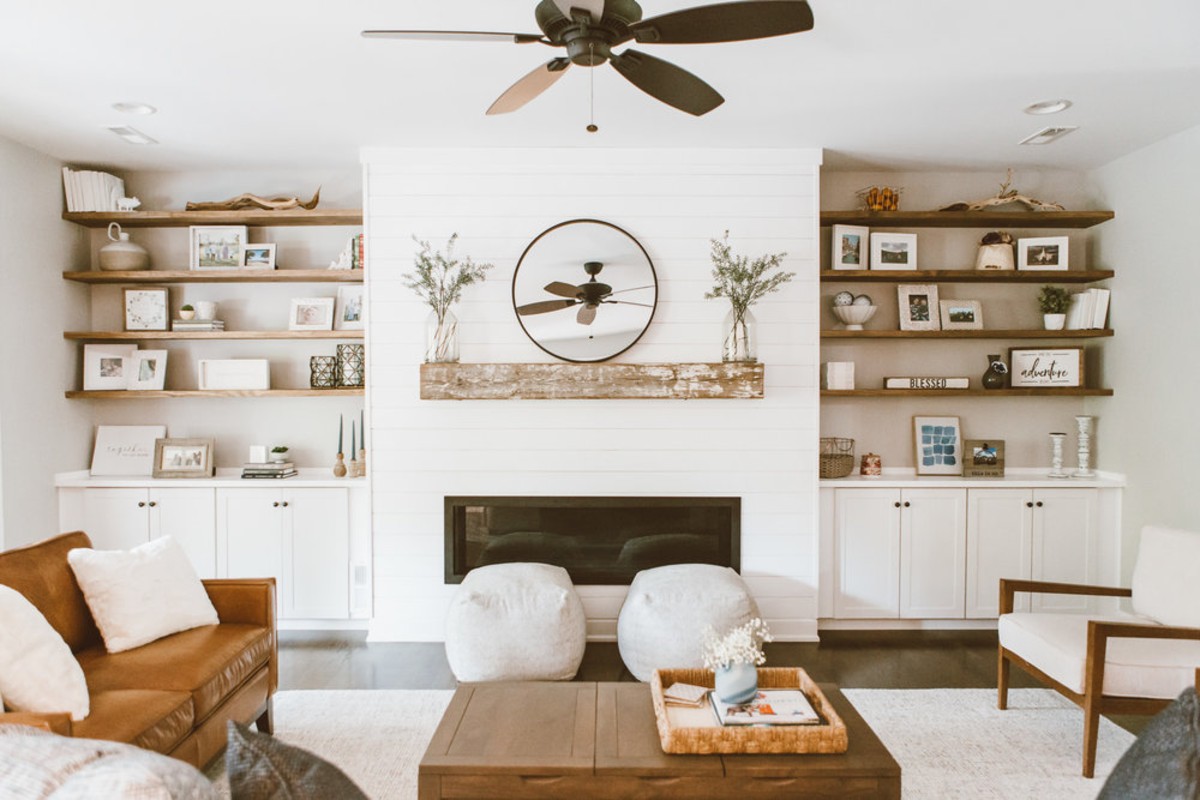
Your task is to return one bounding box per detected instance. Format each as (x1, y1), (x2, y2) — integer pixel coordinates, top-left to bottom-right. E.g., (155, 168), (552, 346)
(1024, 99), (1072, 115)
(1019, 126), (1078, 146)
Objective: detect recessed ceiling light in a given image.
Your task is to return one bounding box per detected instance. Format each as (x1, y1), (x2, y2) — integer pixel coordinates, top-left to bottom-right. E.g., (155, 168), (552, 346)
(1019, 126), (1078, 145)
(111, 102), (157, 115)
(106, 125), (158, 145)
(1024, 99), (1072, 115)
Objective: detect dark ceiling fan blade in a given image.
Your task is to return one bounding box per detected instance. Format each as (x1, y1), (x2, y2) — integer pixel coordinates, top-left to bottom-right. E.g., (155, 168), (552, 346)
(517, 299), (578, 316)
(487, 58), (572, 115)
(610, 50), (724, 116)
(543, 281), (582, 298)
(552, 0), (606, 23)
(607, 284), (656, 295)
(603, 300), (655, 308)
(629, 0), (813, 44)
(577, 304), (598, 325)
(361, 30), (546, 44)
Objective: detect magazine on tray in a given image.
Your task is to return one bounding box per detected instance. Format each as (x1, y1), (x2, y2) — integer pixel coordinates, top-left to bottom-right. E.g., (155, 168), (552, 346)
(710, 689), (822, 726)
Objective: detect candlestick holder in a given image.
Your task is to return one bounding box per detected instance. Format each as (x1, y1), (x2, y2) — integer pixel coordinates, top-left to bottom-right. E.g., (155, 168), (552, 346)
(1073, 415), (1096, 478)
(333, 453), (347, 478)
(358, 448), (367, 477)
(1048, 432), (1069, 478)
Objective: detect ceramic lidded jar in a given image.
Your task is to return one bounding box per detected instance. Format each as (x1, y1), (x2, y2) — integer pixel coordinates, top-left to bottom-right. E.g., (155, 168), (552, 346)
(98, 222), (150, 271)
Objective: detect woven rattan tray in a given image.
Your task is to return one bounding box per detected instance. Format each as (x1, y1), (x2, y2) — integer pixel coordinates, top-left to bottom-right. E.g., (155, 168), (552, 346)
(650, 667), (849, 754)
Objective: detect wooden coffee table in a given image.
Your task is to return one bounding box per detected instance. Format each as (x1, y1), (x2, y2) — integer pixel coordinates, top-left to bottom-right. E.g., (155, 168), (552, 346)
(419, 681), (900, 799)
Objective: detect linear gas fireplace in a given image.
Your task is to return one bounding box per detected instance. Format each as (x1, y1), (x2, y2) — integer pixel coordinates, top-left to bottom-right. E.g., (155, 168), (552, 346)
(445, 496), (740, 585)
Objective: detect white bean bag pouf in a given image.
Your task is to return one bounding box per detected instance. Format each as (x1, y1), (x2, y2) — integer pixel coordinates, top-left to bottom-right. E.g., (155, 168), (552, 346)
(617, 564), (760, 682)
(445, 562), (586, 682)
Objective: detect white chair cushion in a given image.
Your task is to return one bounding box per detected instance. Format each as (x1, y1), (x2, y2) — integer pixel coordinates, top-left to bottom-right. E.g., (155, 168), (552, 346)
(617, 564), (759, 682)
(0, 585), (90, 721)
(445, 562), (586, 682)
(999, 611), (1200, 699)
(1131, 526), (1200, 628)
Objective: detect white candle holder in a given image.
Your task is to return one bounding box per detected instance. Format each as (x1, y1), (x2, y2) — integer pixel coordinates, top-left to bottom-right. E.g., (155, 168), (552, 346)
(1074, 415), (1096, 478)
(1048, 432), (1069, 478)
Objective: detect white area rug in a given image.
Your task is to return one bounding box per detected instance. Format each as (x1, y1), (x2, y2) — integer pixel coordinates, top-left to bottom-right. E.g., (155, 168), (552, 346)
(211, 688), (1135, 799)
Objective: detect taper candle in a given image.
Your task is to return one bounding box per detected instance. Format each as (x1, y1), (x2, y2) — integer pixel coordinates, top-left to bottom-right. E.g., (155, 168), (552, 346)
(350, 421), (356, 460)
(338, 414), (343, 454)
(360, 409), (365, 450)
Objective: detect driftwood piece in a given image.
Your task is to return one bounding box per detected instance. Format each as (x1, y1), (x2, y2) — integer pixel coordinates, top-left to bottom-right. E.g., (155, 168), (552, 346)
(938, 169), (1065, 213)
(186, 187), (320, 212)
(420, 362), (765, 400)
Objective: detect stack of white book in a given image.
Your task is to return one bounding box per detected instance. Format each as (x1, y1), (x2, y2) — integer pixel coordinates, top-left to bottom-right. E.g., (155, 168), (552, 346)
(172, 319), (225, 332)
(823, 362), (855, 390)
(1065, 289), (1111, 330)
(62, 167), (125, 212)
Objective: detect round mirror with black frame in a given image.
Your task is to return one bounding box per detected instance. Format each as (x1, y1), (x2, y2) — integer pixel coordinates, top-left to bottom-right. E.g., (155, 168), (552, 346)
(512, 219), (658, 363)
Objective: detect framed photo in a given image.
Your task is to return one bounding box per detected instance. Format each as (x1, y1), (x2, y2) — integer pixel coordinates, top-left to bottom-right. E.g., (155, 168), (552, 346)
(90, 425), (166, 476)
(127, 350), (168, 391)
(939, 299), (983, 330)
(334, 285), (365, 331)
(83, 344), (137, 391)
(913, 415), (962, 476)
(197, 359), (270, 390)
(289, 297), (335, 331)
(1018, 236), (1069, 271)
(963, 439), (1006, 478)
(190, 226), (248, 270)
(1008, 347), (1084, 387)
(870, 232), (918, 271)
(831, 225), (869, 270)
(897, 284), (941, 331)
(242, 243), (277, 269)
(152, 438), (215, 479)
(123, 287), (169, 331)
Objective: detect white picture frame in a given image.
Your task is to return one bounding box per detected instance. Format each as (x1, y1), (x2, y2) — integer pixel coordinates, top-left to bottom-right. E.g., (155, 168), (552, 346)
(289, 297), (335, 331)
(198, 358), (270, 391)
(831, 225), (869, 270)
(913, 415), (963, 476)
(83, 344), (137, 391)
(242, 243), (277, 269)
(897, 284), (941, 331)
(1008, 347), (1084, 387)
(870, 232), (918, 270)
(123, 287), (169, 331)
(127, 349), (168, 390)
(939, 299), (983, 330)
(334, 285), (364, 331)
(90, 425), (166, 476)
(1017, 236), (1069, 271)
(190, 225), (248, 270)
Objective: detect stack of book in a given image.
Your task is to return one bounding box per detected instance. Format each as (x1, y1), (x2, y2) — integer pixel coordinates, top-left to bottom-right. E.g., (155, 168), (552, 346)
(62, 167), (125, 212)
(823, 362), (855, 390)
(1066, 289), (1111, 330)
(172, 319), (225, 332)
(241, 462), (297, 480)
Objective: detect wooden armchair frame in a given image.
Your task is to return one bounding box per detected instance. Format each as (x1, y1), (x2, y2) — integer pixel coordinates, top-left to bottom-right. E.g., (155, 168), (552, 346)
(998, 578), (1200, 778)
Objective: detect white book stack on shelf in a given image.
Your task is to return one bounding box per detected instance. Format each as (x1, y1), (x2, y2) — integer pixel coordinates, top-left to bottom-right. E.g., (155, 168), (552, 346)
(61, 167), (125, 212)
(1066, 288), (1111, 330)
(823, 362), (855, 390)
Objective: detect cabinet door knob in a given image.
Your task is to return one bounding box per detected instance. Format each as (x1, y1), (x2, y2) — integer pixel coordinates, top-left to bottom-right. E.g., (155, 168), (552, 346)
(1026, 501), (1034, 508)
(894, 501), (901, 508)
(148, 501), (157, 508)
(281, 501), (290, 508)
(272, 501), (280, 508)
(1036, 501), (1044, 508)
(903, 501), (911, 508)
(137, 501), (146, 508)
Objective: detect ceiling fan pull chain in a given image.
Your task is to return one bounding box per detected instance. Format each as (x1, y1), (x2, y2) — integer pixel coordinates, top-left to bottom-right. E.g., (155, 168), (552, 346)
(587, 43), (599, 133)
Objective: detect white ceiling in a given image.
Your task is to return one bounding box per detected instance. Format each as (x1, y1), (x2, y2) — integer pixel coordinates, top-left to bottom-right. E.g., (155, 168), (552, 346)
(2, 0), (1199, 172)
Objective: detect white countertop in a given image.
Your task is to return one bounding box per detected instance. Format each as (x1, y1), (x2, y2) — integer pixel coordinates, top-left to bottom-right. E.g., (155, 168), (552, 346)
(55, 469), (368, 489)
(820, 468), (1125, 489)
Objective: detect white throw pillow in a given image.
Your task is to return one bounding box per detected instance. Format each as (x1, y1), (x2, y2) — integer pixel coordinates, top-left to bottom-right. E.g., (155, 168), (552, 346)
(0, 584), (89, 721)
(68, 536), (218, 654)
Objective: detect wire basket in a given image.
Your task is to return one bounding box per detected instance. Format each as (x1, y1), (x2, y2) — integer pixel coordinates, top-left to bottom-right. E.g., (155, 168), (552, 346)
(820, 437), (855, 479)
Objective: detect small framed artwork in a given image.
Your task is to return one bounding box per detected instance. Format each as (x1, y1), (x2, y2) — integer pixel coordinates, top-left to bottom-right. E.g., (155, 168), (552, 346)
(1008, 347), (1084, 387)
(83, 344), (137, 391)
(897, 284), (941, 331)
(334, 285), (365, 331)
(127, 350), (168, 391)
(1017, 236), (1069, 271)
(123, 287), (169, 331)
(242, 244), (277, 269)
(963, 439), (1006, 478)
(939, 299), (983, 330)
(831, 225), (869, 270)
(289, 297), (335, 331)
(152, 438), (215, 479)
(870, 232), (918, 271)
(90, 425), (166, 476)
(190, 226), (248, 270)
(913, 415), (962, 476)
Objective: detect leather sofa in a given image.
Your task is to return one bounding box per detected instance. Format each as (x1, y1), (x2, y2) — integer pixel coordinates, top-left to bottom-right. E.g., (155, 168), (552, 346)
(0, 531), (277, 768)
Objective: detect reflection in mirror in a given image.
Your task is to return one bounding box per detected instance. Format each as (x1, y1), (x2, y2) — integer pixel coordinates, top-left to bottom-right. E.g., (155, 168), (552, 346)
(513, 219), (657, 362)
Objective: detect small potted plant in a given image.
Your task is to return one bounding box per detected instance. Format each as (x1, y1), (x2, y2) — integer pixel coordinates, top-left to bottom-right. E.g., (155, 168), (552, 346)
(705, 232), (794, 362)
(179, 304), (196, 321)
(1038, 285), (1070, 330)
(402, 234), (493, 363)
(270, 446), (289, 464)
(702, 617), (773, 703)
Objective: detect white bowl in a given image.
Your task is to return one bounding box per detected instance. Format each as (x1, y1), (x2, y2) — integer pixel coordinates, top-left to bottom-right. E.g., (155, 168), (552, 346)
(833, 304), (877, 330)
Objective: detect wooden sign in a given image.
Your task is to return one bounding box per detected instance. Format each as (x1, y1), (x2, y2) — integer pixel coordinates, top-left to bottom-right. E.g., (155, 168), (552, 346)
(1008, 348), (1083, 388)
(963, 439), (1005, 478)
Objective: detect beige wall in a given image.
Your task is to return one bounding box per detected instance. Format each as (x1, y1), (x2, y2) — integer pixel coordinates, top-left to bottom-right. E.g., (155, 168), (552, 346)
(1089, 124), (1200, 578)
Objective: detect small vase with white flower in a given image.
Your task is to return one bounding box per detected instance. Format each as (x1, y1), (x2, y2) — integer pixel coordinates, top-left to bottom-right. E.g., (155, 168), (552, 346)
(702, 618), (773, 704)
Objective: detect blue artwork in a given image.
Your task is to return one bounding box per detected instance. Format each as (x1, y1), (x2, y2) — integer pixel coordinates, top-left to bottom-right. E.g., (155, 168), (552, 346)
(918, 422), (959, 470)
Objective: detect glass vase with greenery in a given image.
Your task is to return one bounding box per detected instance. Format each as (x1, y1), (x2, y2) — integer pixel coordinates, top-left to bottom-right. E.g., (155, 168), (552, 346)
(705, 232), (794, 362)
(403, 234), (493, 362)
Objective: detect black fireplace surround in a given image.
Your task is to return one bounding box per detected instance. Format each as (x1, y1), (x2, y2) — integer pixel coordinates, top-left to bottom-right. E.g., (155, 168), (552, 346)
(445, 496), (740, 584)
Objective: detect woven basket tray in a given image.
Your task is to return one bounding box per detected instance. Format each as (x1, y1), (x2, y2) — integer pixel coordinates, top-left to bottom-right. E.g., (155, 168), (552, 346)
(650, 667), (849, 754)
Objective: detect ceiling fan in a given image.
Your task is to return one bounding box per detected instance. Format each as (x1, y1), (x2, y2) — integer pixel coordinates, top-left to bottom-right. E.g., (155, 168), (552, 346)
(362, 0), (814, 117)
(516, 261), (654, 325)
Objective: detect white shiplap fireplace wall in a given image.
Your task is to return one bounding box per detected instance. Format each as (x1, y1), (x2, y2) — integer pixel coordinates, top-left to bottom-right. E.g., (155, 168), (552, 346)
(363, 147), (821, 642)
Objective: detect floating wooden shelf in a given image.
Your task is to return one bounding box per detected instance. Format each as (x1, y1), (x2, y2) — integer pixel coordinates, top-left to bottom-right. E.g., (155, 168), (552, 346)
(63, 269), (363, 284)
(65, 330), (364, 341)
(65, 389), (363, 399)
(421, 362), (764, 400)
(821, 329), (1113, 340)
(820, 269), (1113, 284)
(820, 210), (1114, 229)
(63, 209), (363, 228)
(822, 388), (1113, 398)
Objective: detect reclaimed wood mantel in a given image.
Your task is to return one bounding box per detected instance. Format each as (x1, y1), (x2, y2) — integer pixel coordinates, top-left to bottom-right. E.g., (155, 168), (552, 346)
(420, 362), (765, 400)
